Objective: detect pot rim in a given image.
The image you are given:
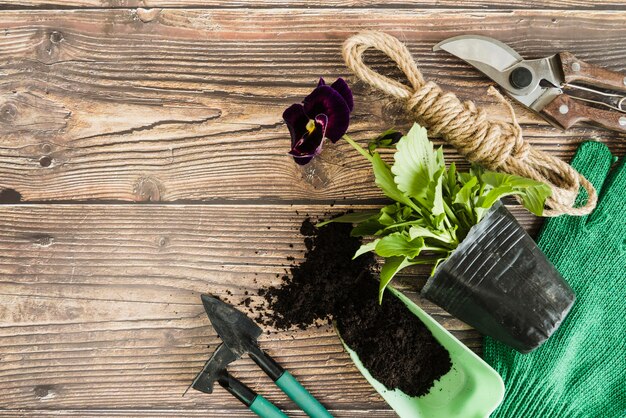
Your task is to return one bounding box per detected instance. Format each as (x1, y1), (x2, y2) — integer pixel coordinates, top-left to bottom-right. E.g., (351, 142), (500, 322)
(421, 200), (509, 295)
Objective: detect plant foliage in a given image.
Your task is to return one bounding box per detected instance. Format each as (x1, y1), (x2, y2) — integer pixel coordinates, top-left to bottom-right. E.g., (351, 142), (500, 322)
(324, 123), (552, 302)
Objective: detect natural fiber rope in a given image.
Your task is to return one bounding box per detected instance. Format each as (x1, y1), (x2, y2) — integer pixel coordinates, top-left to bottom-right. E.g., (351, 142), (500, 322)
(343, 31), (597, 216)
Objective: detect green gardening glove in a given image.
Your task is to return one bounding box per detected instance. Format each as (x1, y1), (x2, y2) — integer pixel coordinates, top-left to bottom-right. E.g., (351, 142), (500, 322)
(484, 141), (626, 418)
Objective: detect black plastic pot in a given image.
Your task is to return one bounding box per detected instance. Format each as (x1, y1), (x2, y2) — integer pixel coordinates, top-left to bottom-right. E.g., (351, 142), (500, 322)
(421, 201), (575, 353)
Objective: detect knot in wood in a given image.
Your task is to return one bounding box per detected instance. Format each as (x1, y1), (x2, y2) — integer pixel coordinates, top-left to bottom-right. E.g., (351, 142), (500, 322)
(135, 8), (161, 23)
(34, 385), (57, 400)
(49, 31), (64, 44)
(32, 234), (55, 247)
(133, 176), (163, 202)
(0, 102), (18, 123)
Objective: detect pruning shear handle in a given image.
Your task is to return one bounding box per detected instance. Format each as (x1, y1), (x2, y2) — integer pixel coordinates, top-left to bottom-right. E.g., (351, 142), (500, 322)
(542, 52), (626, 132)
(559, 52), (626, 93)
(434, 35), (626, 133)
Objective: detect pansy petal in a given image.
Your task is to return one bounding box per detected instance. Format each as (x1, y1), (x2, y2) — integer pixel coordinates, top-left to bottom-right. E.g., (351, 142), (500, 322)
(290, 154), (315, 165)
(314, 113), (329, 130)
(288, 117), (326, 165)
(282, 104), (309, 148)
(303, 85), (350, 143)
(330, 78), (354, 111)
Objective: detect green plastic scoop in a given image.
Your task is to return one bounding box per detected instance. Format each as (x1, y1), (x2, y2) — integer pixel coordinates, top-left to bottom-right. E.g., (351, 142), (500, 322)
(339, 287), (504, 418)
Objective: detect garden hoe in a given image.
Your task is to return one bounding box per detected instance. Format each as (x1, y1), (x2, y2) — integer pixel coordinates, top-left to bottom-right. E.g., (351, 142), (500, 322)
(188, 342), (287, 418)
(198, 294), (334, 418)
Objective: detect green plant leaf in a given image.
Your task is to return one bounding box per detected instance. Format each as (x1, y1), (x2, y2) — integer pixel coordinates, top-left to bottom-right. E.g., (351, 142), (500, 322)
(317, 210), (379, 227)
(391, 123), (443, 202)
(431, 167), (445, 218)
(368, 129), (402, 154)
(478, 171), (552, 216)
(390, 123), (447, 223)
(353, 239), (380, 259)
(375, 233), (424, 258)
(478, 185), (518, 208)
(377, 204), (402, 226)
(344, 122), (552, 305)
(379, 256), (415, 303)
(444, 162), (458, 196)
(409, 225), (453, 243)
(481, 170), (546, 189)
(519, 184), (552, 216)
(453, 176), (478, 206)
(474, 206), (489, 222)
(372, 153), (420, 212)
(391, 124), (433, 194)
(383, 219), (427, 230)
(351, 217), (384, 236)
(458, 171), (474, 185)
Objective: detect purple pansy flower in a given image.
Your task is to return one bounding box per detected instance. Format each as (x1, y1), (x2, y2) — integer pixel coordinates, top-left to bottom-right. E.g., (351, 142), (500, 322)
(283, 78), (353, 165)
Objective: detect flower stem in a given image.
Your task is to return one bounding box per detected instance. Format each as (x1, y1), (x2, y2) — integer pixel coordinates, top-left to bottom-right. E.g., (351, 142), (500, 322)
(343, 134), (373, 163)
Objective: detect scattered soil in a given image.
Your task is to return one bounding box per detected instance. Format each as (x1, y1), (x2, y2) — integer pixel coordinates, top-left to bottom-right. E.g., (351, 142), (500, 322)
(258, 218), (452, 397)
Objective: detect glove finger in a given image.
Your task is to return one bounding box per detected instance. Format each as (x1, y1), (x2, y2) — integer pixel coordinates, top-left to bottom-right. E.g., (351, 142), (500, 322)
(540, 141), (613, 234)
(587, 152), (625, 229)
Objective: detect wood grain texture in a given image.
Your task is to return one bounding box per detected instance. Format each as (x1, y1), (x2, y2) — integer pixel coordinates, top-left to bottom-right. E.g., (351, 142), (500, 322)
(2, 1), (626, 10)
(1, 4), (625, 417)
(0, 203), (515, 414)
(0, 8), (624, 202)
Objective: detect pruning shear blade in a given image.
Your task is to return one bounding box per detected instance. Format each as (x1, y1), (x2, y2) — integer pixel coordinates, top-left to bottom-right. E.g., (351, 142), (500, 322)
(435, 34), (626, 132)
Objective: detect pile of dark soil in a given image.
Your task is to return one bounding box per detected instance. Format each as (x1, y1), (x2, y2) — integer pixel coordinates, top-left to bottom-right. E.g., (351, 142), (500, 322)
(259, 218), (452, 397)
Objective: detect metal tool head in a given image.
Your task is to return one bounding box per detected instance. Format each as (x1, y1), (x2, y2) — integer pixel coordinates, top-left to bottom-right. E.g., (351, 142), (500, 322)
(434, 34), (564, 111)
(189, 343), (238, 394)
(201, 294), (262, 358)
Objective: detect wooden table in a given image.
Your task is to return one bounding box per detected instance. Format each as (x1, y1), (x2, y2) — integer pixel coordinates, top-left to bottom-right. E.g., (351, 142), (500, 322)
(0, 1), (624, 416)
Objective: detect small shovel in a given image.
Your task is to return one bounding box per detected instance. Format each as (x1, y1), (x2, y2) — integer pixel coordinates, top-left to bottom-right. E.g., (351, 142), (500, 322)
(201, 294), (334, 418)
(189, 343), (288, 418)
(338, 287), (505, 418)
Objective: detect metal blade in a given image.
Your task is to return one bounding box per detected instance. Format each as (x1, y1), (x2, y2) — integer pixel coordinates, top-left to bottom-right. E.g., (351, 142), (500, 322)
(434, 34), (522, 72)
(189, 343), (238, 394)
(201, 294), (262, 357)
(434, 35), (563, 111)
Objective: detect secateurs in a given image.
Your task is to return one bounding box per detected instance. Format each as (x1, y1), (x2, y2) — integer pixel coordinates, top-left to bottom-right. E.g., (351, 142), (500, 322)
(188, 294), (334, 418)
(434, 35), (626, 133)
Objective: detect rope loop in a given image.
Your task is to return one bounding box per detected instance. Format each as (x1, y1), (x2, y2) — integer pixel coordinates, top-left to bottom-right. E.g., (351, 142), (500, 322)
(343, 31), (597, 216)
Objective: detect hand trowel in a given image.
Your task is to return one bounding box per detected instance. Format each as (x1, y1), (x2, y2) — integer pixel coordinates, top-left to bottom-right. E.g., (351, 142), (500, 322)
(337, 287), (505, 418)
(201, 294), (334, 418)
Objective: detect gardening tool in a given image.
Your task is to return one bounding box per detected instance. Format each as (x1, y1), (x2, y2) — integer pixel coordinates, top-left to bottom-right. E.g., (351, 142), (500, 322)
(434, 35), (626, 132)
(201, 294), (334, 418)
(189, 343), (288, 418)
(338, 287), (504, 418)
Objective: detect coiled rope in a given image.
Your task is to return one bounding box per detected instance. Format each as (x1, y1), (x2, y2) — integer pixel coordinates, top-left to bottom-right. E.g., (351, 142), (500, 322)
(343, 31), (596, 216)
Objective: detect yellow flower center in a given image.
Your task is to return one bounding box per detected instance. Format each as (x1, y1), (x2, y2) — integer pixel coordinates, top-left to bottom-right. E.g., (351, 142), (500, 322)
(306, 119), (316, 134)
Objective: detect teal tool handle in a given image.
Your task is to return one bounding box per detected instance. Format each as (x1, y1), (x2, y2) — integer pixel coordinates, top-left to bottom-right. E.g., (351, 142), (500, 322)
(275, 371), (334, 418)
(249, 394), (289, 418)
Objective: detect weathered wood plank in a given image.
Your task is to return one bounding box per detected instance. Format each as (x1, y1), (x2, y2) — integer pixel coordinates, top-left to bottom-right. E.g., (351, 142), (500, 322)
(0, 203), (538, 412)
(0, 9), (624, 202)
(1, 1), (626, 10)
(0, 201), (533, 405)
(0, 410), (398, 418)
